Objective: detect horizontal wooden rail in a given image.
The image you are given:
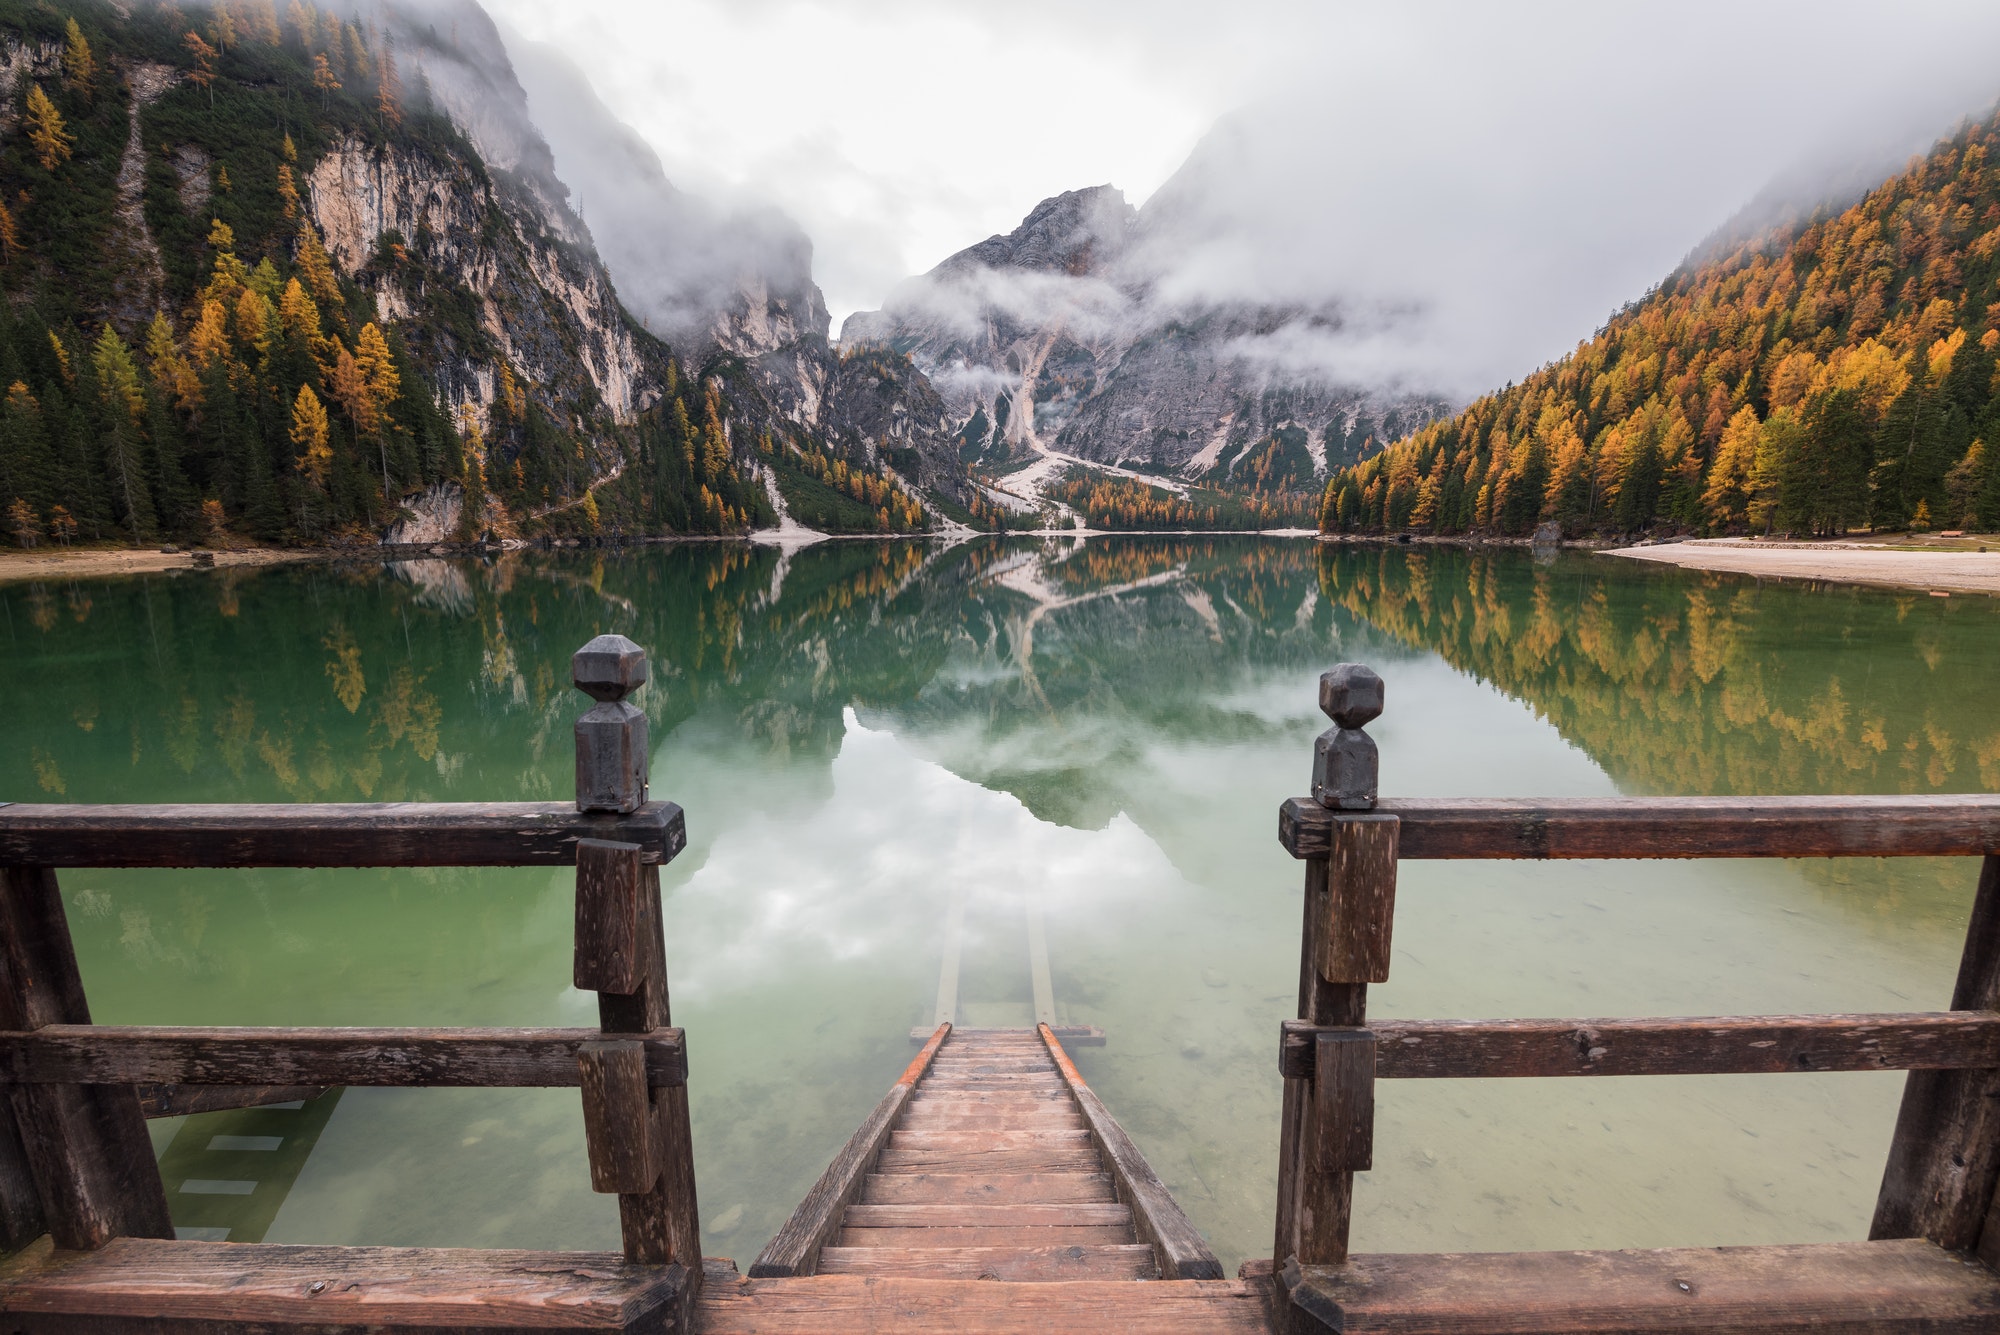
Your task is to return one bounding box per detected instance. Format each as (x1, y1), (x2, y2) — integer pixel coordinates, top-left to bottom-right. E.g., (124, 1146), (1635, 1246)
(1281, 1013), (2000, 1080)
(0, 1026), (686, 1088)
(0, 802), (686, 868)
(1280, 795), (2000, 861)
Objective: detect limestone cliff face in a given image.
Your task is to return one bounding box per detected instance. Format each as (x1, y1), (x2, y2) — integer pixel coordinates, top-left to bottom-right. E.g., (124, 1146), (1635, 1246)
(842, 184), (1451, 480)
(304, 135), (661, 438)
(294, 1), (669, 458)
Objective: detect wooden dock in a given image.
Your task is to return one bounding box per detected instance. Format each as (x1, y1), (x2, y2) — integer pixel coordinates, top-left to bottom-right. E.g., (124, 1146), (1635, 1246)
(4, 644), (2000, 1332)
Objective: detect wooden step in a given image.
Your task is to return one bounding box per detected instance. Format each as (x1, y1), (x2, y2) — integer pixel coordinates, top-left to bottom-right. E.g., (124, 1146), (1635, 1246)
(896, 1112), (1086, 1133)
(839, 1224), (1137, 1247)
(887, 1130), (1090, 1151)
(858, 1172), (1118, 1205)
(1286, 1239), (2000, 1334)
(876, 1145), (1103, 1173)
(844, 1203), (1132, 1227)
(906, 1089), (1073, 1105)
(697, 1274), (1272, 1334)
(817, 1244), (1160, 1281)
(0, 1236), (687, 1331)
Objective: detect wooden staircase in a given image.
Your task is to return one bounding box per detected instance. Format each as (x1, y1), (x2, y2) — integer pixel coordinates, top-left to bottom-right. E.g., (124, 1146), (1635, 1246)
(705, 1023), (1277, 1331)
(750, 1024), (1219, 1284)
(820, 1027), (1152, 1280)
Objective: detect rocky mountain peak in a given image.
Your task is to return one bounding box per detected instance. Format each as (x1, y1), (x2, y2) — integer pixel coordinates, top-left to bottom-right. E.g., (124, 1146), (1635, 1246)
(940, 185), (1137, 281)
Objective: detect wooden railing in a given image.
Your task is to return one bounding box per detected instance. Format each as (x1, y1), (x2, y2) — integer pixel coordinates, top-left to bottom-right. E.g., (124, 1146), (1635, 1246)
(1270, 663), (2000, 1332)
(0, 635), (705, 1328)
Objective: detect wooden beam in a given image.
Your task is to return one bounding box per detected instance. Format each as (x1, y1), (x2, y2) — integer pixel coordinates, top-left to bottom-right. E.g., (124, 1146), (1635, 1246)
(1318, 817), (1398, 984)
(580, 1041), (661, 1194)
(1284, 1237), (2000, 1334)
(0, 1097), (43, 1254)
(1280, 1012), (2000, 1080)
(1309, 1031), (1374, 1173)
(0, 1235), (688, 1331)
(0, 866), (170, 1251)
(1281, 795), (2000, 861)
(0, 1025), (687, 1088)
(1876, 854), (2000, 1254)
(134, 1085), (325, 1119)
(697, 1272), (1276, 1333)
(591, 857), (701, 1279)
(0, 802), (685, 868)
(1038, 1025), (1223, 1281)
(750, 1023), (950, 1278)
(575, 840), (645, 995)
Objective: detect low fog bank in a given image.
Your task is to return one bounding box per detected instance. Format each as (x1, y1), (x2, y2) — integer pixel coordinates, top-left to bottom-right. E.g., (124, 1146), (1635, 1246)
(1118, 2), (2000, 398)
(844, 2), (2000, 402)
(503, 38), (828, 358)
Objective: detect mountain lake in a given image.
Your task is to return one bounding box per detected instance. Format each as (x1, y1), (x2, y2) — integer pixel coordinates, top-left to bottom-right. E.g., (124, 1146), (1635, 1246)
(3, 535), (1997, 1272)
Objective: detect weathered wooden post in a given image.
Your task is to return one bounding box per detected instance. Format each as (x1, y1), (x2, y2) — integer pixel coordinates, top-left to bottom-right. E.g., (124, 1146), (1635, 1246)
(570, 635), (702, 1290)
(1275, 664), (1397, 1294)
(0, 867), (172, 1249)
(1873, 852), (2000, 1261)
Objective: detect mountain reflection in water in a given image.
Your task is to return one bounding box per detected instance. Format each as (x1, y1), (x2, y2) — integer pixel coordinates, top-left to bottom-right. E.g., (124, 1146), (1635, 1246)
(4, 537), (1996, 1269)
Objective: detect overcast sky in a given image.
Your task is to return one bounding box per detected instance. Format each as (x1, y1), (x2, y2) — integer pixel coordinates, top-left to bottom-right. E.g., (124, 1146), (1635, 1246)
(485, 0), (2000, 396)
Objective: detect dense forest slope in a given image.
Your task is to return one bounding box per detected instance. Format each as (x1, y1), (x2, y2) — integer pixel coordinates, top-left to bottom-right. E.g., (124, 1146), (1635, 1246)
(0, 0), (959, 549)
(1325, 105), (2000, 538)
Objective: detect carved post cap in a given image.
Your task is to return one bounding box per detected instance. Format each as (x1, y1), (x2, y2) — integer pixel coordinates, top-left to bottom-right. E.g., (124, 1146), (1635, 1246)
(575, 636), (650, 814)
(1319, 664), (1384, 729)
(574, 634), (649, 703)
(1314, 664), (1382, 811)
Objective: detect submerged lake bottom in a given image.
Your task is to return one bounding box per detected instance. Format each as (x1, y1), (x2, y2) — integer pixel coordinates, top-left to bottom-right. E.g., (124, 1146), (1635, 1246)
(7, 535), (1997, 1271)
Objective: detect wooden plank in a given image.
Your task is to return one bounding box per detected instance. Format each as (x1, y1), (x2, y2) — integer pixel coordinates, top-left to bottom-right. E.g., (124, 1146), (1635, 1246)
(816, 1244), (1158, 1281)
(579, 1042), (658, 1194)
(749, 1024), (950, 1278)
(1280, 795), (2000, 861)
(840, 1224), (1136, 1247)
(843, 1203), (1133, 1227)
(573, 840), (643, 994)
(875, 1147), (1103, 1173)
(897, 1112), (1085, 1133)
(859, 1173), (1118, 1205)
(1275, 856), (1369, 1272)
(0, 1235), (687, 1330)
(134, 1084), (325, 1118)
(0, 866), (170, 1251)
(0, 802), (686, 869)
(907, 1088), (1071, 1101)
(1279, 1013), (2000, 1080)
(1318, 816), (1399, 984)
(886, 1130), (1091, 1151)
(0, 1097), (44, 1254)
(0, 1025), (687, 1087)
(1285, 1237), (2000, 1334)
(1040, 1025), (1223, 1281)
(582, 854), (699, 1279)
(1310, 1030), (1374, 1173)
(1877, 855), (2000, 1254)
(696, 1273), (1273, 1334)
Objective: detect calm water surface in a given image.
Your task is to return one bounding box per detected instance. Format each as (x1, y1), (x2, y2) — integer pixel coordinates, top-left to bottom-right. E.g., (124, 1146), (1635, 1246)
(3, 537), (1998, 1270)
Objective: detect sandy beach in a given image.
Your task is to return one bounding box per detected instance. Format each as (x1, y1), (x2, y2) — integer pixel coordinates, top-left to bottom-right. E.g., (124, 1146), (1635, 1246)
(1603, 537), (2000, 595)
(0, 547), (316, 584)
